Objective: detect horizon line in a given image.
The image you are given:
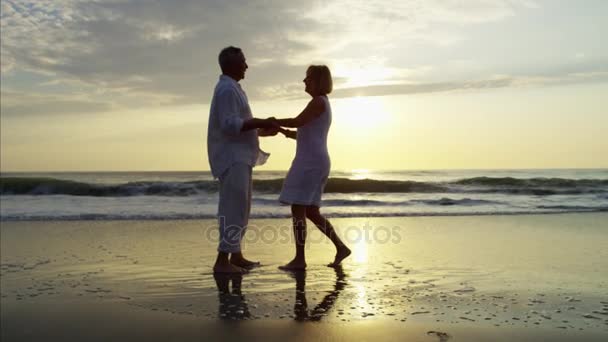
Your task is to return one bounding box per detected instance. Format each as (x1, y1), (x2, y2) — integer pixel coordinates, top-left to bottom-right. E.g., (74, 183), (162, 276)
(1, 167), (607, 174)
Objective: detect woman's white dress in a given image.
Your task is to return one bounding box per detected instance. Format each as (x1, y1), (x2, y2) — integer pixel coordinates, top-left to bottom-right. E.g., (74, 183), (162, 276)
(279, 96), (332, 207)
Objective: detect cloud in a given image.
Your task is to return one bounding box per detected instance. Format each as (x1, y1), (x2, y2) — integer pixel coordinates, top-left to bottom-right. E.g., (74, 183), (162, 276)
(1, 1), (317, 105)
(285, 0), (540, 64)
(0, 90), (112, 116)
(1, 0), (546, 108)
(331, 78), (514, 98)
(268, 71), (608, 100)
(2, 0), (605, 118)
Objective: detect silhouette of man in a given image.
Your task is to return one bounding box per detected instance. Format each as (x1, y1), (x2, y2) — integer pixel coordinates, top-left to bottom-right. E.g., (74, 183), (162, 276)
(207, 46), (278, 273)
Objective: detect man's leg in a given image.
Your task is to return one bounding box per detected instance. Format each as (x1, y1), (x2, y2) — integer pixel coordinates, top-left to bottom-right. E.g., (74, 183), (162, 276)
(214, 251), (243, 274)
(230, 166), (260, 267)
(214, 164), (250, 274)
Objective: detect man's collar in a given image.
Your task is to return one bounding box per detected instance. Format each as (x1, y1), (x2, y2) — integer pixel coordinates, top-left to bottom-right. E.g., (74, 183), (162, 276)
(220, 74), (240, 86)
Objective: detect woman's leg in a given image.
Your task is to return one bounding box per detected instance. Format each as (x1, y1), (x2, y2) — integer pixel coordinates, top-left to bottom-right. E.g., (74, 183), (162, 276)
(279, 204), (308, 270)
(306, 206), (351, 266)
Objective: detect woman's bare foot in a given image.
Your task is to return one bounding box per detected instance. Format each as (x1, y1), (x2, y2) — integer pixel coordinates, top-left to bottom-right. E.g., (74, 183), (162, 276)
(213, 262), (247, 274)
(328, 246), (351, 267)
(279, 259), (307, 271)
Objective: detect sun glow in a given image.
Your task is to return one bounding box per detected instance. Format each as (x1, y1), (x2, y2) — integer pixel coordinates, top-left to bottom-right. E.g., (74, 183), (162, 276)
(341, 67), (393, 88)
(355, 282), (369, 310)
(332, 62), (403, 88)
(351, 169), (371, 180)
(352, 238), (369, 264)
(332, 96), (390, 132)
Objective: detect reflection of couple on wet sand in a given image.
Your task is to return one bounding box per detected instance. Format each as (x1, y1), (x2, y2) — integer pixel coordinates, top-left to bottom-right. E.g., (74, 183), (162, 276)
(207, 46), (351, 274)
(213, 266), (347, 321)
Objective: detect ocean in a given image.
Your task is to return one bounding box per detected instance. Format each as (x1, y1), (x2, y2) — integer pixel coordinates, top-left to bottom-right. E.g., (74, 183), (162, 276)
(1, 169), (607, 221)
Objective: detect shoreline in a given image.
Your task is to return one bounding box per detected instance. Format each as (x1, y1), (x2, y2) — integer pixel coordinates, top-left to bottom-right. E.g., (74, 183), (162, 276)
(2, 209), (607, 222)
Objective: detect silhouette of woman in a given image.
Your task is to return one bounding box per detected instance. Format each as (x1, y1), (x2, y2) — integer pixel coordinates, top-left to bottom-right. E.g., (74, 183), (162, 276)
(276, 65), (351, 270)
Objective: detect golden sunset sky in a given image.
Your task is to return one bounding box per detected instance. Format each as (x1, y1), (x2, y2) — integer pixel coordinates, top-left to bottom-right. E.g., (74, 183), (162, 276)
(1, 0), (607, 171)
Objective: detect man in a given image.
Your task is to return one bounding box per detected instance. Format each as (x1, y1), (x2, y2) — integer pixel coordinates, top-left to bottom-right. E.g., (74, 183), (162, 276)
(208, 46), (278, 274)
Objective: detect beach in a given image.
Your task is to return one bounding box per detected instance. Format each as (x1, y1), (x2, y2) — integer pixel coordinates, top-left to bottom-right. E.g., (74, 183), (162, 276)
(2, 213), (607, 341)
(3, 1), (607, 340)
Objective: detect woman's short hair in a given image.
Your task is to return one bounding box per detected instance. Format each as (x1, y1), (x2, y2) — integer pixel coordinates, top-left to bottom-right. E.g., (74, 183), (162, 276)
(218, 46), (243, 73)
(307, 65), (333, 95)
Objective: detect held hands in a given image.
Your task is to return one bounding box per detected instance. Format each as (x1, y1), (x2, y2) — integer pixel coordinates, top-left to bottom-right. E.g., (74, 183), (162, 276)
(258, 117), (296, 139)
(258, 117), (280, 136)
(266, 117), (280, 128)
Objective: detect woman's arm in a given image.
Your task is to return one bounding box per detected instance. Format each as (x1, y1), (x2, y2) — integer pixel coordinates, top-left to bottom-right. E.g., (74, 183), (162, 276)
(276, 97), (325, 128)
(278, 127), (297, 139)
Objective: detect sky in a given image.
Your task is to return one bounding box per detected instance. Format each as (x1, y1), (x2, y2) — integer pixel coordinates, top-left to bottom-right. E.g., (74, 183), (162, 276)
(1, 0), (607, 172)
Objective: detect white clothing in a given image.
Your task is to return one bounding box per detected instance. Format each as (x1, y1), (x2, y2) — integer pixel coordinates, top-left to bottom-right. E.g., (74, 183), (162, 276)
(217, 163), (252, 253)
(207, 75), (268, 179)
(279, 96), (332, 206)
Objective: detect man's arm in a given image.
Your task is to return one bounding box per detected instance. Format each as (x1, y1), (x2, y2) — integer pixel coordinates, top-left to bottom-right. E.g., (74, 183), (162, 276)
(216, 88), (278, 134)
(258, 127), (279, 137)
(241, 117), (277, 131)
(275, 97), (324, 128)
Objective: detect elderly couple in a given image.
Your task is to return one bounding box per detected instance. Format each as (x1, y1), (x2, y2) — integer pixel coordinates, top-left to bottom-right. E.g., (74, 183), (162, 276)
(207, 46), (351, 274)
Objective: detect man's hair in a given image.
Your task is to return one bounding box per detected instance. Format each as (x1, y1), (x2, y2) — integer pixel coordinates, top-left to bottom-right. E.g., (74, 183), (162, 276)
(218, 46), (243, 73)
(307, 65), (333, 95)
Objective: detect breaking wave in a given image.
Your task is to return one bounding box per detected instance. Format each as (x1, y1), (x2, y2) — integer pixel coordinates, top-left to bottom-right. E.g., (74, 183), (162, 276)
(1, 176), (606, 197)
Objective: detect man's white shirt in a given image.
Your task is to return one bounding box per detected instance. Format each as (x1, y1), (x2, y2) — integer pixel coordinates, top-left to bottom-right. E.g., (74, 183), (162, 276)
(207, 75), (268, 179)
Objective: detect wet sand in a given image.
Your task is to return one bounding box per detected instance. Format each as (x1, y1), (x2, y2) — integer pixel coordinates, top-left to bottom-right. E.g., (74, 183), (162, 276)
(1, 214), (608, 341)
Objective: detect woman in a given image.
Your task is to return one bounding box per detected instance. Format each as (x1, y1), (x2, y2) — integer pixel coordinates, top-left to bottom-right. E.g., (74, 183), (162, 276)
(276, 65), (351, 270)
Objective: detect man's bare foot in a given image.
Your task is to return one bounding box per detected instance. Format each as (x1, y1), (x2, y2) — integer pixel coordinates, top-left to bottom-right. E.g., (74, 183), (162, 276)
(213, 262), (247, 274)
(278, 259), (307, 271)
(328, 246), (351, 267)
(230, 255), (261, 269)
